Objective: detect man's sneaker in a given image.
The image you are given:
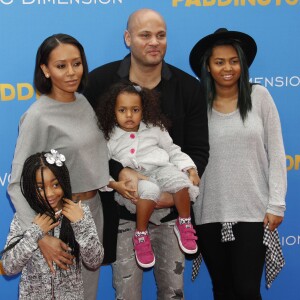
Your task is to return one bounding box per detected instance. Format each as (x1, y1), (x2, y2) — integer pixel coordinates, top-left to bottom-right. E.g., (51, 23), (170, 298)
(174, 219), (198, 254)
(133, 234), (155, 268)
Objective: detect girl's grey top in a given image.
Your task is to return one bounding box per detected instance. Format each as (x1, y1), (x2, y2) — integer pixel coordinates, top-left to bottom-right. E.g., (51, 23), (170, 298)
(194, 84), (287, 225)
(2, 205), (103, 299)
(8, 93), (109, 229)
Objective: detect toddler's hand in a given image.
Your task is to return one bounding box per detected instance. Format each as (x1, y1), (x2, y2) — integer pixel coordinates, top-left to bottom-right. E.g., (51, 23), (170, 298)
(187, 168), (200, 186)
(34, 214), (59, 234)
(62, 198), (84, 223)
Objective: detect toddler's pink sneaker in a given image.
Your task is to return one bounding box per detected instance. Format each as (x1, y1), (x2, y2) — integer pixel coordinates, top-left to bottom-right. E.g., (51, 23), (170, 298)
(133, 234), (155, 268)
(174, 219), (198, 254)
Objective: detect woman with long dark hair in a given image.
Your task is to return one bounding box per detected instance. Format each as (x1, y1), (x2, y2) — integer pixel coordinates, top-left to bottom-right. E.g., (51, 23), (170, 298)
(189, 28), (286, 299)
(7, 34), (109, 299)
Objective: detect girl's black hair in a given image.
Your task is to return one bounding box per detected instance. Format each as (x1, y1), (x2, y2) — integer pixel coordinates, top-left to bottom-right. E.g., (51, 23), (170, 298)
(200, 39), (252, 122)
(96, 80), (171, 140)
(34, 33), (88, 94)
(1, 152), (80, 266)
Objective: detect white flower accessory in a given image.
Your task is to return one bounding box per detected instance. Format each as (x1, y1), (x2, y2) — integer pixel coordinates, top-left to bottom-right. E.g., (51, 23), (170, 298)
(44, 149), (66, 167)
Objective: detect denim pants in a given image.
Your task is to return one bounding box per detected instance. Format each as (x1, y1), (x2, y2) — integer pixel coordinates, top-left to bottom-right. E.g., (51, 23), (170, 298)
(112, 219), (185, 300)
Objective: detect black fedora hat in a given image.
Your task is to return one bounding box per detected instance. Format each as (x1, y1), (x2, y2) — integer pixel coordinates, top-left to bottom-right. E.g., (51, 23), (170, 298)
(189, 28), (257, 78)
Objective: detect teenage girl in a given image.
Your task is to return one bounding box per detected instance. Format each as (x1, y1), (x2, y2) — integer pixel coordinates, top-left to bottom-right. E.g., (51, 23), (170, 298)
(189, 28), (286, 299)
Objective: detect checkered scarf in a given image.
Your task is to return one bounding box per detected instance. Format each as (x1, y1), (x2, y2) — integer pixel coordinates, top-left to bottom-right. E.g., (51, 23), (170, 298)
(191, 223), (285, 288)
(263, 225), (285, 288)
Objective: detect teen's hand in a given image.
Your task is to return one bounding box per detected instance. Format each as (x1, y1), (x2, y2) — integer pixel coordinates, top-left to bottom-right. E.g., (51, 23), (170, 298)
(62, 198), (84, 223)
(34, 214), (59, 234)
(38, 235), (74, 274)
(263, 213), (283, 231)
(187, 168), (200, 186)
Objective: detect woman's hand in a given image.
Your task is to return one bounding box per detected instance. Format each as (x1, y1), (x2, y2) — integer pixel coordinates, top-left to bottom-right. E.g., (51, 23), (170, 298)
(187, 168), (200, 186)
(38, 235), (74, 273)
(263, 213), (283, 231)
(62, 198), (84, 223)
(33, 214), (59, 234)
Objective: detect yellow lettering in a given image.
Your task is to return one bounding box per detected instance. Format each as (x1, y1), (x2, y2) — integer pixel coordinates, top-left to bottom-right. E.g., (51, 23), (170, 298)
(218, 0), (232, 6)
(286, 155), (293, 171)
(17, 83), (34, 101)
(0, 261), (5, 275)
(294, 155), (300, 170)
(257, 0), (271, 4)
(286, 155), (300, 171)
(172, 0), (184, 6)
(186, 0), (201, 6)
(275, 0), (281, 4)
(0, 84), (15, 101)
(286, 0), (298, 5)
(203, 0), (216, 5)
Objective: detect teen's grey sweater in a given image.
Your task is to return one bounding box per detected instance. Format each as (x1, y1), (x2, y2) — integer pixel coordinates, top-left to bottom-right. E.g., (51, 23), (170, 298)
(194, 85), (287, 225)
(8, 93), (109, 229)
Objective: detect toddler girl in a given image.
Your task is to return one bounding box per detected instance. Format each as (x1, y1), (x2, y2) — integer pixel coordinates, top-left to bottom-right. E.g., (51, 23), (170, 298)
(98, 81), (199, 268)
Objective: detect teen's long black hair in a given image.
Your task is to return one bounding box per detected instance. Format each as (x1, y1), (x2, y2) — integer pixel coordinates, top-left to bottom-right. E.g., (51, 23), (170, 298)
(1, 152), (80, 266)
(200, 39), (252, 122)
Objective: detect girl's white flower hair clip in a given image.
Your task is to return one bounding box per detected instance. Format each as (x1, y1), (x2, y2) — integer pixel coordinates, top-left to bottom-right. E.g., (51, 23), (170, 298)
(44, 149), (66, 167)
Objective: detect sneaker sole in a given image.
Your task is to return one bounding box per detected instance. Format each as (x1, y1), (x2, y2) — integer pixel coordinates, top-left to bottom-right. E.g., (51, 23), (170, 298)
(174, 225), (198, 254)
(135, 253), (155, 268)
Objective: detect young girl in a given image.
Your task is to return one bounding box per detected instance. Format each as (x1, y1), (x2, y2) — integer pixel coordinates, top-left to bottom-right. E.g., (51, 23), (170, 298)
(97, 81), (199, 268)
(1, 150), (103, 299)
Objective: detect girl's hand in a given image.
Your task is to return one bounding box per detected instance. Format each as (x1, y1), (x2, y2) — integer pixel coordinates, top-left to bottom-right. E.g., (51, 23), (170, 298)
(263, 213), (283, 231)
(110, 180), (137, 201)
(62, 198), (84, 223)
(33, 214), (59, 234)
(187, 168), (200, 186)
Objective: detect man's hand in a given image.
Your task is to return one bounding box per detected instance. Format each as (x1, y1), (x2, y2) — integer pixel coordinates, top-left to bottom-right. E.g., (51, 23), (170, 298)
(109, 180), (137, 200)
(38, 235), (74, 274)
(263, 213), (283, 231)
(118, 168), (144, 199)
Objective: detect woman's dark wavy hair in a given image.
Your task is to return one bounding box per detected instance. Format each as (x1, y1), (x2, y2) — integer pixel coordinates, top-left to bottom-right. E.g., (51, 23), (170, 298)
(200, 39), (252, 122)
(1, 152), (80, 266)
(96, 80), (171, 140)
(34, 33), (88, 94)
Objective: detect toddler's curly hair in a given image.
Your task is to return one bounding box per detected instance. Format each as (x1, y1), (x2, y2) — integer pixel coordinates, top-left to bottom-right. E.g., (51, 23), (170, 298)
(96, 80), (171, 140)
